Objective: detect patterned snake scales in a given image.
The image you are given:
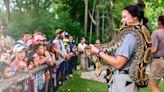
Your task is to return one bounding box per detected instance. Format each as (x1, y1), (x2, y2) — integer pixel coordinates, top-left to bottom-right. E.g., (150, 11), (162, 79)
(85, 23), (152, 87)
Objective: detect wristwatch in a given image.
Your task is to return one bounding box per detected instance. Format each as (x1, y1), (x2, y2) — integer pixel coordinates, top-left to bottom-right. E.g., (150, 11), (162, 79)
(97, 50), (102, 56)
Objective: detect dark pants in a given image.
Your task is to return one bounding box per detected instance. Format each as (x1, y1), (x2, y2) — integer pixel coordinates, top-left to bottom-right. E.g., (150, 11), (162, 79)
(49, 67), (57, 92)
(68, 58), (73, 74)
(71, 56), (77, 71)
(56, 61), (65, 85)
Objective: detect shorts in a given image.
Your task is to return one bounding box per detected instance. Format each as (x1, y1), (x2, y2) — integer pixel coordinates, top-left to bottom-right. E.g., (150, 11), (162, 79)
(149, 58), (164, 81)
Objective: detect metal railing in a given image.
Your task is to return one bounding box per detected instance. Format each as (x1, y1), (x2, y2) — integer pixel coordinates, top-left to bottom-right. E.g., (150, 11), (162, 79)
(0, 58), (65, 92)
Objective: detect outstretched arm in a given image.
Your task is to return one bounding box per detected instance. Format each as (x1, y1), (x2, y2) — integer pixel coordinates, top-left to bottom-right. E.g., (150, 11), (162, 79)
(91, 45), (128, 69)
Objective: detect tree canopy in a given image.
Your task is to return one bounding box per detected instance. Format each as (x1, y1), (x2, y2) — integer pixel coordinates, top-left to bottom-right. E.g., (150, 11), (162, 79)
(0, 0), (163, 43)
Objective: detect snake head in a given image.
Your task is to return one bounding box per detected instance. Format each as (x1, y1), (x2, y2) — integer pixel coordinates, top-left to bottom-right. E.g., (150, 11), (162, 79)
(85, 45), (99, 63)
(85, 45), (92, 56)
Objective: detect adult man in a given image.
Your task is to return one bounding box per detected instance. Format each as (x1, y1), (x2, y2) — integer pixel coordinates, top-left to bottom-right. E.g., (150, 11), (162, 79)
(78, 37), (88, 70)
(53, 29), (69, 59)
(67, 35), (77, 74)
(148, 15), (164, 92)
(0, 24), (15, 51)
(53, 28), (70, 84)
(16, 32), (31, 48)
(94, 39), (103, 76)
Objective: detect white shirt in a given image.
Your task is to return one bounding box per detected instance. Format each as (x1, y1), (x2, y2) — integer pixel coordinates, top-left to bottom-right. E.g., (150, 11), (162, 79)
(78, 43), (86, 51)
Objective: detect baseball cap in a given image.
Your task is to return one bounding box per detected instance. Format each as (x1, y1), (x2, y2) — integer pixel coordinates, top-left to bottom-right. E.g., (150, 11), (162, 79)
(55, 28), (63, 34)
(81, 37), (85, 40)
(63, 31), (69, 36)
(13, 44), (26, 53)
(31, 38), (38, 45)
(34, 35), (46, 41)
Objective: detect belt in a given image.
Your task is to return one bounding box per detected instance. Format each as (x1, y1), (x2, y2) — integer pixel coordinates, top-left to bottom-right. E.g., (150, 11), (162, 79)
(112, 70), (129, 74)
(119, 70), (129, 74)
(154, 57), (164, 59)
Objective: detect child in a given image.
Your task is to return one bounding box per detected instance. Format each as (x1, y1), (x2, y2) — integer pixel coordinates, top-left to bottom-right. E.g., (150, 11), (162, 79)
(33, 44), (50, 92)
(72, 43), (78, 70)
(48, 43), (61, 91)
(24, 58), (35, 92)
(33, 44), (50, 66)
(0, 62), (16, 79)
(11, 45), (27, 73)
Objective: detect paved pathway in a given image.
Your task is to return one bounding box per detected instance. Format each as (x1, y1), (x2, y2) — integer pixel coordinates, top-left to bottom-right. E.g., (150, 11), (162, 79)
(79, 65), (108, 83)
(80, 70), (107, 83)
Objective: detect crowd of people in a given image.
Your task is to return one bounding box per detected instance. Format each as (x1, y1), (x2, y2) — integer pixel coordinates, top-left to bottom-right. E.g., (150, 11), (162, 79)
(0, 24), (78, 92)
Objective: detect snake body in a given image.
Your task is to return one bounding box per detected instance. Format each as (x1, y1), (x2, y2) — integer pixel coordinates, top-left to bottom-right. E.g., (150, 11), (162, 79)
(85, 23), (152, 87)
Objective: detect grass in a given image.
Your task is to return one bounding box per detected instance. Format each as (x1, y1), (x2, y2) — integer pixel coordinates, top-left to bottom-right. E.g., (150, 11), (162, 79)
(57, 70), (164, 92)
(140, 81), (164, 92)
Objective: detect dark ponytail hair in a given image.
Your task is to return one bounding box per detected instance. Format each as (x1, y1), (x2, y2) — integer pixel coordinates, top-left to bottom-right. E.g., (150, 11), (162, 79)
(124, 5), (148, 27)
(137, 0), (145, 9)
(158, 15), (164, 26)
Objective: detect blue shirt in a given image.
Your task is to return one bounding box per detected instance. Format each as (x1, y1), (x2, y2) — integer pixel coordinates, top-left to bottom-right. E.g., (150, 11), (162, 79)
(69, 41), (74, 52)
(115, 33), (138, 71)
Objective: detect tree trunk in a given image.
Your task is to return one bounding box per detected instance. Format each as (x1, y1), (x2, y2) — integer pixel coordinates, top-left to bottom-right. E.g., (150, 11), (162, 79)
(95, 1), (100, 39)
(109, 1), (115, 39)
(89, 0), (96, 43)
(84, 0), (88, 38)
(33, 0), (37, 16)
(104, 0), (115, 42)
(102, 12), (105, 43)
(15, 0), (23, 14)
(3, 0), (10, 24)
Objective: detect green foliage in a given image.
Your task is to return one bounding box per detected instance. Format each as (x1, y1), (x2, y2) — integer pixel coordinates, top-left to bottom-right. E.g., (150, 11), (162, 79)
(90, 33), (97, 43)
(0, 11), (5, 24)
(7, 9), (56, 40)
(0, 0), (84, 41)
(144, 0), (164, 32)
(0, 0), (164, 42)
(60, 0), (93, 26)
(59, 0), (94, 41)
(52, 5), (84, 38)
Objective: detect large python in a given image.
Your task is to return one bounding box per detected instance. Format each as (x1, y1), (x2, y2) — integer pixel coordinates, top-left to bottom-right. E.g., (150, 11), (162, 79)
(85, 22), (152, 87)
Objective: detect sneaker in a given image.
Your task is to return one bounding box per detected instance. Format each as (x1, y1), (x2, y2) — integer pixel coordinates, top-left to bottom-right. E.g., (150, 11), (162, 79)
(69, 74), (73, 78)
